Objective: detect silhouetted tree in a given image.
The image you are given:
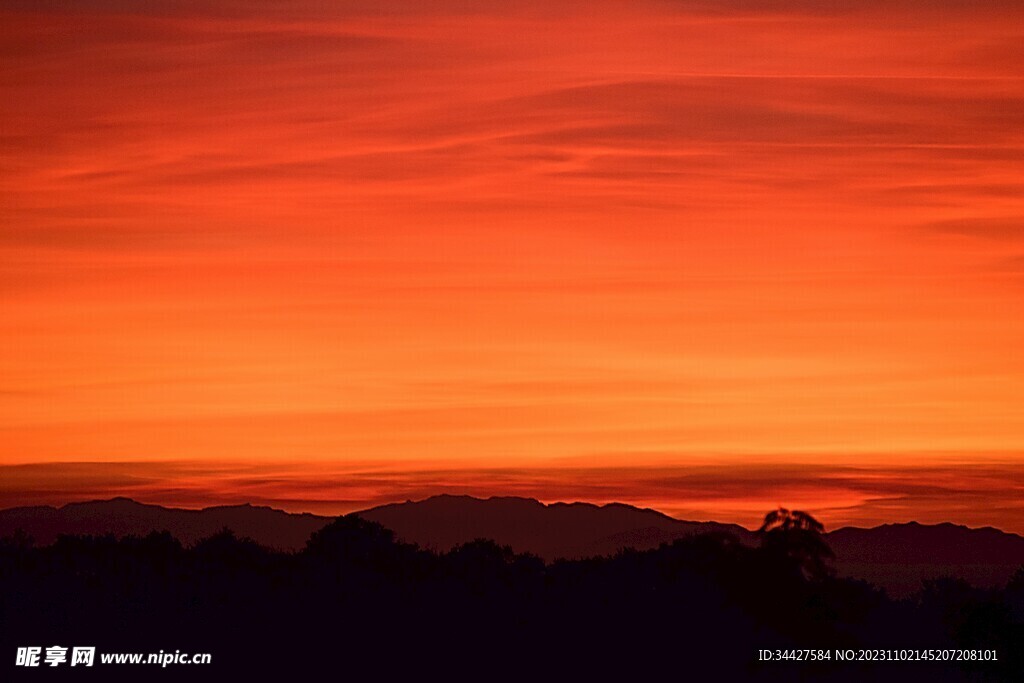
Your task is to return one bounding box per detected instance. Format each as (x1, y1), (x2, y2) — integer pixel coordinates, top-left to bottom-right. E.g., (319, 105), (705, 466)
(0, 528), (33, 552)
(759, 507), (825, 534)
(758, 507), (834, 582)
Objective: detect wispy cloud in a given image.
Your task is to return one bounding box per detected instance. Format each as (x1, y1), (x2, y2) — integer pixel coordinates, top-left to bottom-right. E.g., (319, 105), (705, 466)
(923, 217), (1024, 241)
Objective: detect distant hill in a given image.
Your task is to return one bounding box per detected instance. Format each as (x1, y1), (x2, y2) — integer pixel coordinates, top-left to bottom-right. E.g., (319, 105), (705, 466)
(827, 521), (1024, 597)
(0, 497), (329, 551)
(2, 495), (1023, 596)
(357, 494), (755, 558)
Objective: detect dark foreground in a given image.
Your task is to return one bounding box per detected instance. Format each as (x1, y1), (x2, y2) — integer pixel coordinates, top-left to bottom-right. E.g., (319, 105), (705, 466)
(1, 516), (1021, 681)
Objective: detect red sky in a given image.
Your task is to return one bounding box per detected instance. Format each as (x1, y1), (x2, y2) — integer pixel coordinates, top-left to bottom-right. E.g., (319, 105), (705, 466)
(2, 1), (1023, 532)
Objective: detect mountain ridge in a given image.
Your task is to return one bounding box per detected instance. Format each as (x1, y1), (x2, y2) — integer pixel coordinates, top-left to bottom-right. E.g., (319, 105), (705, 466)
(2, 495), (1023, 596)
(4, 494), (1022, 541)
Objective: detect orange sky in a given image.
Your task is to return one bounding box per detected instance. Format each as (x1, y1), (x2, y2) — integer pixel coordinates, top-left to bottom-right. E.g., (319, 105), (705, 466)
(2, 1), (1023, 532)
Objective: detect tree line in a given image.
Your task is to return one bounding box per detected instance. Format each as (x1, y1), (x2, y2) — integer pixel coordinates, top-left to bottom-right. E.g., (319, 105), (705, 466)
(0, 510), (1020, 681)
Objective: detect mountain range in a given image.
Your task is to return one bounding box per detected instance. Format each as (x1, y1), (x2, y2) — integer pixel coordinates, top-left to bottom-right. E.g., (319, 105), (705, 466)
(2, 494), (1022, 597)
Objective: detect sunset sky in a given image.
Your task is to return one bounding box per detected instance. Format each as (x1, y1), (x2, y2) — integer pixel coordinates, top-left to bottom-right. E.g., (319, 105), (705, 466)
(2, 1), (1023, 531)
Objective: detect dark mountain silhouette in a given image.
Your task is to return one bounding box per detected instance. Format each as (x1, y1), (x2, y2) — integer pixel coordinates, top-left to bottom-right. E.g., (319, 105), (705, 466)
(0, 497), (329, 551)
(357, 496), (1024, 596)
(3, 495), (1024, 596)
(828, 522), (1024, 597)
(0, 494), (752, 558)
(357, 493), (757, 558)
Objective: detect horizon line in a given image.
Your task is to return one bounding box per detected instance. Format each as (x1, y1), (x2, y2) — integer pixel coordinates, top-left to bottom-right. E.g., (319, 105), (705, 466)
(3, 493), (1021, 538)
